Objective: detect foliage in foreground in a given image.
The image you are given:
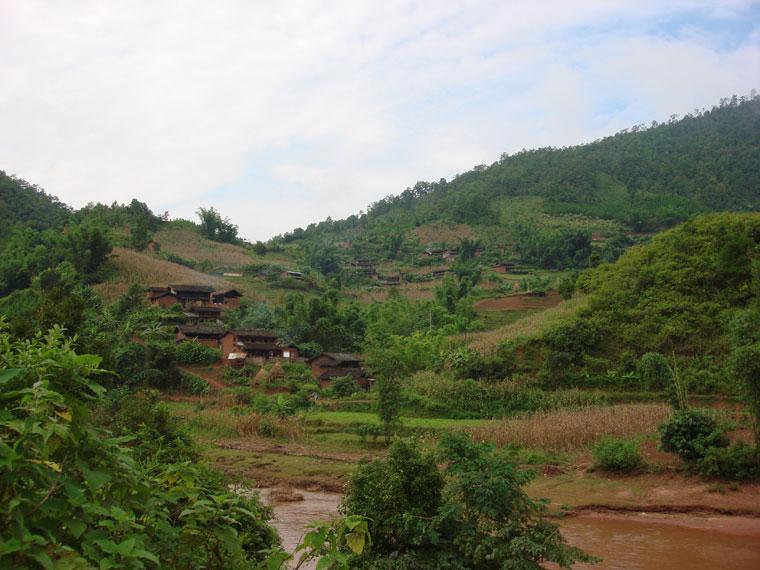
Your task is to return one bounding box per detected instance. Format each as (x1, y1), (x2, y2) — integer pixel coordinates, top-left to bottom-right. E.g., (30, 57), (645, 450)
(0, 325), (277, 569)
(341, 435), (595, 568)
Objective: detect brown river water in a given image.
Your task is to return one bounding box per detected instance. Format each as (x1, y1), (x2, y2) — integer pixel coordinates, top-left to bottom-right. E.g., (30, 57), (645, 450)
(257, 489), (760, 569)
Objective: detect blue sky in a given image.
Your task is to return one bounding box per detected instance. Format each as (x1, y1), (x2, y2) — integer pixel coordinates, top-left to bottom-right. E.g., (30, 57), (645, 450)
(1, 1), (758, 240)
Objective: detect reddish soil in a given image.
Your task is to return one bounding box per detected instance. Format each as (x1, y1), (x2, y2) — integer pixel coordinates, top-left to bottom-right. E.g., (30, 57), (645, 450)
(474, 290), (564, 311)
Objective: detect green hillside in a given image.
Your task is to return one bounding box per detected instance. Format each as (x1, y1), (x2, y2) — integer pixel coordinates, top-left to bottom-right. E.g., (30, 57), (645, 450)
(0, 170), (71, 235)
(278, 96), (760, 271)
(493, 212), (760, 393)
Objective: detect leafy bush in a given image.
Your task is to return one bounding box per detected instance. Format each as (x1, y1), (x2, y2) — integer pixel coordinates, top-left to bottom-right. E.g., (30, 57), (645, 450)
(180, 371), (211, 394)
(0, 325), (277, 568)
(342, 434), (594, 567)
(331, 374), (359, 398)
(175, 340), (221, 365)
(659, 409), (729, 462)
(698, 442), (760, 480)
(593, 437), (643, 473)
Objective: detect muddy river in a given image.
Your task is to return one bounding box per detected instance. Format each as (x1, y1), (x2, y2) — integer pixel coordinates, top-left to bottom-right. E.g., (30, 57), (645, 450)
(260, 489), (760, 569)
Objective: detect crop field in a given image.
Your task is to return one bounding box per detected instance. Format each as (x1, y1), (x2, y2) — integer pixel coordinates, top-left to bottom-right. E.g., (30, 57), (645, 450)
(154, 227), (254, 269)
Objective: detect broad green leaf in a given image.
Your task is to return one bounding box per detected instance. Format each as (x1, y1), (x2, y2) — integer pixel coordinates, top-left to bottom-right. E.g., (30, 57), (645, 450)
(345, 530), (365, 555)
(0, 368), (22, 384)
(66, 519), (87, 539)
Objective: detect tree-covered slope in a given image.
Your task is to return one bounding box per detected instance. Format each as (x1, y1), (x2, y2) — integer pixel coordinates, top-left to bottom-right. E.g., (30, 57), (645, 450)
(283, 95), (759, 250)
(529, 212), (760, 392)
(0, 170), (71, 235)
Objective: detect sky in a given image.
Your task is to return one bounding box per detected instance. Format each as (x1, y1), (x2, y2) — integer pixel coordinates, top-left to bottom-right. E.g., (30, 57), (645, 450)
(1, 1), (759, 241)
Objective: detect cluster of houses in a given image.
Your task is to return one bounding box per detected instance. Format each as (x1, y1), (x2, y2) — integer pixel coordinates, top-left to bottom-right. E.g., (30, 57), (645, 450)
(148, 284), (371, 389)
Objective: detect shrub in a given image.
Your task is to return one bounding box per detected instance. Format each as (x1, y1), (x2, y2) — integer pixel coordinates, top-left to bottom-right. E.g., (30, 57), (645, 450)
(593, 437), (643, 473)
(659, 409), (729, 462)
(180, 372), (211, 394)
(175, 340), (221, 365)
(331, 374), (358, 398)
(223, 366), (249, 385)
(698, 442), (760, 480)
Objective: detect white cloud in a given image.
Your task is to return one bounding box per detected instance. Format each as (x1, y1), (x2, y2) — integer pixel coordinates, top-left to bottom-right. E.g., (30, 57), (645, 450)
(0, 0), (758, 240)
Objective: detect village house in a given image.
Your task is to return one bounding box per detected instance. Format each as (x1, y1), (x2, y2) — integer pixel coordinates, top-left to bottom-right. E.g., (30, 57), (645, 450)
(232, 329), (299, 363)
(281, 270), (304, 280)
(308, 352), (372, 390)
(345, 258), (376, 277)
(210, 288), (243, 309)
(174, 326), (234, 355)
(182, 305), (224, 325)
(431, 268), (451, 278)
(492, 261), (517, 274)
(376, 274), (401, 286)
(147, 284), (242, 311)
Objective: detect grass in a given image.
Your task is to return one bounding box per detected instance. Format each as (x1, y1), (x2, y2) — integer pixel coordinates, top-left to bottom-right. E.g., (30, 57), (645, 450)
(461, 293), (590, 353)
(306, 410), (491, 430)
(467, 403), (670, 451)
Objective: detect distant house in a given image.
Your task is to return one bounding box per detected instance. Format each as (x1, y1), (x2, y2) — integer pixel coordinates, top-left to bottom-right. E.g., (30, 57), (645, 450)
(148, 284), (242, 312)
(492, 261), (516, 274)
(431, 269), (451, 278)
(148, 287), (179, 307)
(211, 289), (243, 309)
(282, 270), (304, 280)
(183, 305), (224, 325)
(423, 248), (444, 257)
(233, 329), (298, 363)
(377, 274), (401, 286)
(308, 353), (372, 390)
(175, 326), (233, 355)
(345, 259), (376, 276)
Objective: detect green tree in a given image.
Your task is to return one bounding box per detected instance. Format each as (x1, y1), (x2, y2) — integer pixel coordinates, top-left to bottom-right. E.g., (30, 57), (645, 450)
(377, 376), (402, 442)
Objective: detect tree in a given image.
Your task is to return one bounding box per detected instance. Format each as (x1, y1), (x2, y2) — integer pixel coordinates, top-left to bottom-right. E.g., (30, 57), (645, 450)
(340, 434), (594, 568)
(731, 344), (760, 447)
(196, 207), (239, 243)
(377, 376), (402, 442)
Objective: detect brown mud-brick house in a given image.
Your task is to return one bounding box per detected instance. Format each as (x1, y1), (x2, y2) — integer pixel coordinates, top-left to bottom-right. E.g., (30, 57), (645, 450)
(377, 274), (401, 286)
(183, 305), (224, 325)
(492, 261), (517, 274)
(431, 269), (451, 279)
(233, 329), (298, 363)
(308, 353), (372, 390)
(345, 259), (376, 277)
(148, 286), (179, 307)
(175, 326), (233, 355)
(211, 289), (243, 309)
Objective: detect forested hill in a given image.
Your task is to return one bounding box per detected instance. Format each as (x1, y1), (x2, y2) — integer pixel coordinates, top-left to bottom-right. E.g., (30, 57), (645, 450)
(282, 95), (760, 242)
(0, 170), (71, 235)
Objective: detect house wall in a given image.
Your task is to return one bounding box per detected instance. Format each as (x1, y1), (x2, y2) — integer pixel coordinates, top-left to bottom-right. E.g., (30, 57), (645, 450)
(309, 355), (332, 378)
(197, 338), (219, 349)
(154, 294), (179, 307)
(220, 333), (236, 358)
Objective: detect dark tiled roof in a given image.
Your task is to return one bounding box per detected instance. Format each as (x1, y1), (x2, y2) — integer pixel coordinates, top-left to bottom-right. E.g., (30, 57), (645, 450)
(212, 289), (243, 297)
(168, 284), (215, 293)
(309, 352), (362, 364)
(233, 329), (278, 339)
(239, 342), (282, 351)
(192, 306), (224, 313)
(318, 368), (367, 380)
(176, 325), (227, 337)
